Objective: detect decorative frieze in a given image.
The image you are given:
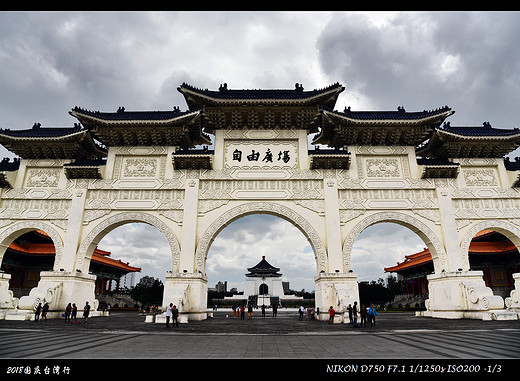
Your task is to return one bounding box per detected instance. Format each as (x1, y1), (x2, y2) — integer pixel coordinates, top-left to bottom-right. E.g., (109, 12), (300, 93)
(463, 168), (499, 187)
(24, 168), (62, 188)
(85, 189), (184, 210)
(198, 179), (323, 199)
(122, 157), (159, 178)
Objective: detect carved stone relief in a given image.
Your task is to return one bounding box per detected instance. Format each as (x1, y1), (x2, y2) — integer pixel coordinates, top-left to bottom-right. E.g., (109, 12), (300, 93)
(463, 168), (499, 187)
(24, 168), (61, 187)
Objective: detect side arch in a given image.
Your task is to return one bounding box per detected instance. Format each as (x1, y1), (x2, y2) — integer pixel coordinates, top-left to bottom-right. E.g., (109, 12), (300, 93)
(0, 221), (64, 271)
(194, 202), (327, 274)
(342, 211), (448, 273)
(76, 212), (181, 273)
(460, 220), (520, 270)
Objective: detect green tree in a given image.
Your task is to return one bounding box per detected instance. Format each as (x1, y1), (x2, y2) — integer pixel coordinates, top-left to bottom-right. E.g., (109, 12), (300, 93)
(130, 277), (164, 307)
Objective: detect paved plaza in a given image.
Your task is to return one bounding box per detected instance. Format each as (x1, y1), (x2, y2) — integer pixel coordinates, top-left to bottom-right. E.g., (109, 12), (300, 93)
(0, 310), (518, 377)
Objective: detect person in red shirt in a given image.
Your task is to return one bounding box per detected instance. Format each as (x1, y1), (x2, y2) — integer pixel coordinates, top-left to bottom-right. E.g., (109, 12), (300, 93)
(328, 306), (335, 324)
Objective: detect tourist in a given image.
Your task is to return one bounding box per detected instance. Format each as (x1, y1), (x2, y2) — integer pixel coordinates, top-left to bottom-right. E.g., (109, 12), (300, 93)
(328, 306), (335, 324)
(353, 301), (359, 328)
(83, 301), (90, 324)
(272, 303), (277, 318)
(298, 305), (304, 321)
(232, 304), (237, 318)
(240, 305), (245, 320)
(247, 304), (253, 319)
(65, 303), (72, 324)
(71, 303), (77, 324)
(34, 303), (42, 322)
(165, 303), (172, 328)
(360, 305), (367, 327)
(261, 304), (266, 318)
(347, 304), (353, 324)
(41, 302), (49, 321)
(172, 305), (179, 327)
(368, 304), (377, 326)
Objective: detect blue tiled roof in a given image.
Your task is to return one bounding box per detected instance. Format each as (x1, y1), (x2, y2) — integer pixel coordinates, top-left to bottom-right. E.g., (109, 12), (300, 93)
(437, 122), (520, 137)
(64, 157), (107, 167)
(0, 123), (86, 138)
(337, 105), (453, 121)
(416, 157), (459, 166)
(0, 157), (20, 171)
(70, 106), (192, 121)
(504, 157), (520, 171)
(246, 256), (281, 277)
(179, 82), (344, 100)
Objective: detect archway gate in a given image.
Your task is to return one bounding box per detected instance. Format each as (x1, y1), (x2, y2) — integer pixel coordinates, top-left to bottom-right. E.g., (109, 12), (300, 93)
(1, 82), (520, 320)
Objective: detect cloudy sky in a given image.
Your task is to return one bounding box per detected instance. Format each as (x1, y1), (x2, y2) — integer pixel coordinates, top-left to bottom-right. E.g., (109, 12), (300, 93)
(2, 11), (520, 291)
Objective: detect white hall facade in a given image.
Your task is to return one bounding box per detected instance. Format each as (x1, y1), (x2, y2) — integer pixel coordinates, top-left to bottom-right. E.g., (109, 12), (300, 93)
(1, 82), (520, 321)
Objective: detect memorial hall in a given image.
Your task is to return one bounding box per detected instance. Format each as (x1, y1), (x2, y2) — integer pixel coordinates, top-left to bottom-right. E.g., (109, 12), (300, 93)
(1, 82), (520, 321)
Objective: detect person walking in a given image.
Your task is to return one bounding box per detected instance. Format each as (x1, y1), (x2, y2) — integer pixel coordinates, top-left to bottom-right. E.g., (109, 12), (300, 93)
(83, 301), (90, 324)
(41, 302), (49, 321)
(165, 303), (172, 328)
(65, 303), (72, 324)
(353, 301), (359, 328)
(71, 303), (77, 324)
(261, 304), (266, 318)
(368, 304), (377, 326)
(272, 303), (277, 318)
(240, 305), (245, 320)
(360, 305), (367, 327)
(171, 305), (179, 327)
(298, 305), (304, 321)
(347, 304), (353, 324)
(328, 306), (335, 324)
(34, 303), (42, 322)
(247, 304), (253, 319)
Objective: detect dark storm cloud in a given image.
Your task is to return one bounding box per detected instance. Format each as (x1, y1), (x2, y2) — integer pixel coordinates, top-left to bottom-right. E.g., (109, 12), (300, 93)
(317, 11), (520, 128)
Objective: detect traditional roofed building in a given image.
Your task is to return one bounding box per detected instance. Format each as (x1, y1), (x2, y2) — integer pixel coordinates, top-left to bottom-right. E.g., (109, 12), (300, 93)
(417, 121), (520, 159)
(177, 82), (344, 133)
(68, 106), (211, 149)
(1, 230), (140, 299)
(385, 230), (520, 299)
(245, 255), (282, 278)
(224, 256), (302, 307)
(0, 123), (106, 160)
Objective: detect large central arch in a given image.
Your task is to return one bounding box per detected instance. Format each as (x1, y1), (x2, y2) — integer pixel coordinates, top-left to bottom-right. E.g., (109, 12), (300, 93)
(194, 202), (327, 275)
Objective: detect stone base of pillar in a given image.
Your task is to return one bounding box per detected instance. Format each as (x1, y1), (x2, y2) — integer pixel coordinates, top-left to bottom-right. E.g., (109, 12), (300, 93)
(505, 273), (520, 315)
(0, 273), (19, 317)
(423, 270), (518, 320)
(161, 272), (208, 321)
(314, 271), (359, 322)
(17, 270), (98, 314)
